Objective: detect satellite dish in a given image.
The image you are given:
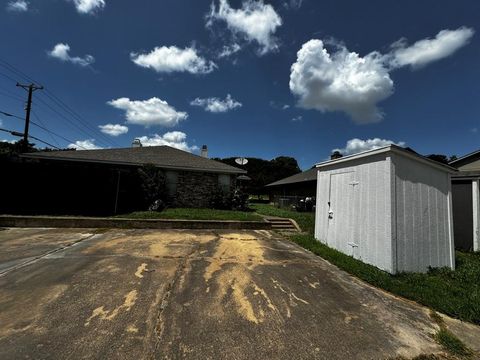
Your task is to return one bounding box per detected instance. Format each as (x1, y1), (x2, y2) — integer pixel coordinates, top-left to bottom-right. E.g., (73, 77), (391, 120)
(235, 157), (248, 165)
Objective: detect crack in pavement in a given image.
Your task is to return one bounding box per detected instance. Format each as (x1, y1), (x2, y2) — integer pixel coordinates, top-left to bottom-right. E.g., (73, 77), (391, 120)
(150, 234), (211, 359)
(0, 233), (99, 278)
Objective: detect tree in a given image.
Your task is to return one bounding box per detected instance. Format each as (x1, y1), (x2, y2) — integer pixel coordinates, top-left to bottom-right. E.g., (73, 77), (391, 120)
(213, 156), (301, 195)
(136, 164), (167, 209)
(426, 154), (456, 165)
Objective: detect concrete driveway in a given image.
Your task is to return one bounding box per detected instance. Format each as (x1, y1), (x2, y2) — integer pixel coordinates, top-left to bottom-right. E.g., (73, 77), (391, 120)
(0, 228), (477, 359)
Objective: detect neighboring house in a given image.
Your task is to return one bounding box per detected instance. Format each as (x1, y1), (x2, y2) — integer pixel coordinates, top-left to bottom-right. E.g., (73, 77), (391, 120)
(315, 145), (456, 274)
(450, 150), (480, 251)
(265, 167), (317, 197)
(1, 145), (245, 215)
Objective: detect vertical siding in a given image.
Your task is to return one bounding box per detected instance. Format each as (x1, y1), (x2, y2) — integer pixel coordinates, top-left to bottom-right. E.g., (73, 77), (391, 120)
(393, 154), (454, 272)
(315, 154), (393, 273)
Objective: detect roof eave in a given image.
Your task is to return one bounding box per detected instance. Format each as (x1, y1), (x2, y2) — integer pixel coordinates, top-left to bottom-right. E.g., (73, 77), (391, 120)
(20, 153), (247, 174)
(315, 145), (457, 174)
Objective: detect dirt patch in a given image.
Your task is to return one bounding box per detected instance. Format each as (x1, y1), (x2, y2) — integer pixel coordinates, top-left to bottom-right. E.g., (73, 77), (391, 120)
(203, 233), (283, 324)
(85, 290), (138, 326)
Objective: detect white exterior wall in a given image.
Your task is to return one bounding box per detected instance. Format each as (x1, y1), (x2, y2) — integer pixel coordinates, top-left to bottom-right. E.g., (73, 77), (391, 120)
(315, 154), (394, 273)
(473, 180), (480, 252)
(392, 154), (455, 272)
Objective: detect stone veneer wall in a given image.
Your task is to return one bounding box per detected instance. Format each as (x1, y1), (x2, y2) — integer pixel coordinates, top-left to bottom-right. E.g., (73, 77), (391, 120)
(174, 171), (222, 208)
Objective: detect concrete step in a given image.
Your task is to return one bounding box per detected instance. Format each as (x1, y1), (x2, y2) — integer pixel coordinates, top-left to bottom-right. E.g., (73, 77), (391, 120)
(264, 217), (299, 232)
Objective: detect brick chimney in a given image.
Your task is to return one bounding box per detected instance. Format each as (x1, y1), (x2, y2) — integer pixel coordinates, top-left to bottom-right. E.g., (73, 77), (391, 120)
(201, 145), (208, 158)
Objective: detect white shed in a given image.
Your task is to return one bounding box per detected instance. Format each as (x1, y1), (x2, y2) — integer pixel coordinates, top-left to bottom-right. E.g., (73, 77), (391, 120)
(314, 145), (456, 274)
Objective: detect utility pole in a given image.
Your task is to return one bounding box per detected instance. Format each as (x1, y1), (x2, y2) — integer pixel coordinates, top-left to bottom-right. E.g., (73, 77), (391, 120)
(16, 82), (43, 151)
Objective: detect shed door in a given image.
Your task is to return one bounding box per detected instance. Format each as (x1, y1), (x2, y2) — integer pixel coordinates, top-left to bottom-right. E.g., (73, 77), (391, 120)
(452, 180), (474, 251)
(326, 171), (355, 255)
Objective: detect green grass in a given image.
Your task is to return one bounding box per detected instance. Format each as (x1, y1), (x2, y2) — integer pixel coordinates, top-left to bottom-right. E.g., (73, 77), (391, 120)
(252, 204), (480, 325)
(117, 208), (263, 222)
(435, 328), (471, 357)
(251, 203), (315, 233)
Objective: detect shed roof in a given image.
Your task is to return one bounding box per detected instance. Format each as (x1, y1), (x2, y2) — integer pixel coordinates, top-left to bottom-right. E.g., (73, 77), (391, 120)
(21, 145), (246, 174)
(265, 167), (317, 187)
(315, 145), (457, 173)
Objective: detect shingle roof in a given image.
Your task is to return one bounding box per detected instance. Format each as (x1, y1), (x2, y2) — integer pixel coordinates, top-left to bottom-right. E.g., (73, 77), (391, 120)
(265, 167), (318, 187)
(449, 149), (480, 167)
(21, 146), (246, 174)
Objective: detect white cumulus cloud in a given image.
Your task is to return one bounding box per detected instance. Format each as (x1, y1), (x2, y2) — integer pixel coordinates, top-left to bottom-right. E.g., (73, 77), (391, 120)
(98, 123), (128, 137)
(131, 46), (216, 74)
(218, 43), (242, 58)
(48, 43), (95, 67)
(6, 0), (29, 12)
(333, 138), (406, 156)
(137, 131), (198, 153)
(207, 0), (282, 55)
(190, 94), (242, 113)
(68, 139), (103, 150)
(71, 0), (105, 14)
(390, 27), (474, 69)
(290, 39), (393, 123)
(108, 97), (188, 128)
(290, 27), (474, 123)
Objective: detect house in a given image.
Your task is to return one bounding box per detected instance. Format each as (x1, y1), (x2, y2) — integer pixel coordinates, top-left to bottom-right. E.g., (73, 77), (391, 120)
(265, 167), (317, 207)
(0, 145), (245, 216)
(314, 145), (456, 274)
(449, 150), (480, 251)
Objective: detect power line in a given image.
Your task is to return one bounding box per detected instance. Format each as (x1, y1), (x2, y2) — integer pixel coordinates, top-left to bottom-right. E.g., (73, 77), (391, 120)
(28, 134), (60, 150)
(0, 59), (39, 85)
(0, 108), (86, 150)
(0, 110), (24, 120)
(0, 70), (18, 84)
(42, 90), (119, 147)
(30, 110), (60, 148)
(0, 89), (24, 102)
(0, 127), (23, 137)
(0, 58), (118, 148)
(33, 96), (109, 146)
(0, 126), (60, 150)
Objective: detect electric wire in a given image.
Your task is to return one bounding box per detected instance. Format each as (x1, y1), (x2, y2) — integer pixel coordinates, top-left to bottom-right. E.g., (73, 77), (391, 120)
(31, 110), (60, 147)
(0, 108), (86, 149)
(0, 58), (117, 148)
(0, 127), (60, 150)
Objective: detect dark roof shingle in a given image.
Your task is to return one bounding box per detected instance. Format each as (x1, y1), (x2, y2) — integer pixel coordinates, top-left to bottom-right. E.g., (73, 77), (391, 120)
(21, 146), (246, 174)
(265, 167), (317, 187)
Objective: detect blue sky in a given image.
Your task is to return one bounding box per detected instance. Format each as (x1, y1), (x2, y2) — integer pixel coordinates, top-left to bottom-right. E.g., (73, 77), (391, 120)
(0, 0), (479, 169)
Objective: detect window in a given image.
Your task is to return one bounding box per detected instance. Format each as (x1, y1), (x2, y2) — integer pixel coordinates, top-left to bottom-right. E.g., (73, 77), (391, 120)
(218, 174), (231, 192)
(165, 171), (178, 196)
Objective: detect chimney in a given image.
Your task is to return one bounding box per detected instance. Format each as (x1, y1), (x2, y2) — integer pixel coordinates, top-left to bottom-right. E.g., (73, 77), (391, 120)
(132, 138), (143, 148)
(201, 145), (208, 158)
(331, 151), (343, 160)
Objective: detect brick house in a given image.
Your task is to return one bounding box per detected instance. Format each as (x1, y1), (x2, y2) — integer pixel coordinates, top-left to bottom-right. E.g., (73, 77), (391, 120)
(1, 145), (245, 215)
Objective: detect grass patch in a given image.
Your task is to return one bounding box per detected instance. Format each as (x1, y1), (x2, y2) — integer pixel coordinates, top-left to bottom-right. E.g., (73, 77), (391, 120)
(252, 204), (480, 325)
(435, 328), (471, 357)
(117, 208), (263, 222)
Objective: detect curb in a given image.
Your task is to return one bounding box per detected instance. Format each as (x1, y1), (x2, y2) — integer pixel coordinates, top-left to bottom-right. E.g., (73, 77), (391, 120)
(0, 215), (272, 230)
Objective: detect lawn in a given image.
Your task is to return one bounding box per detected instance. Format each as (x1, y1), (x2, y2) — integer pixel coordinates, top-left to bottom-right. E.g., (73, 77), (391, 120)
(117, 208), (263, 222)
(252, 204), (480, 325)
